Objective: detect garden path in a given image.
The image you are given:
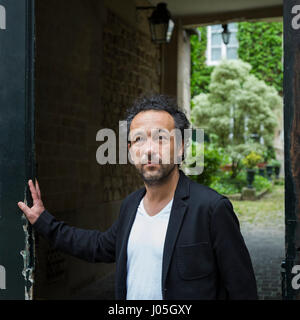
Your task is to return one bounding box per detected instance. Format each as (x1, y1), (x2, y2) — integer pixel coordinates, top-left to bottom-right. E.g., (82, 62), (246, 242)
(233, 185), (285, 299)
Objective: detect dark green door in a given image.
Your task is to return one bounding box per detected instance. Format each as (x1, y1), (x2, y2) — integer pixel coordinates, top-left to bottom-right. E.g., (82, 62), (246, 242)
(283, 0), (300, 300)
(0, 0), (35, 300)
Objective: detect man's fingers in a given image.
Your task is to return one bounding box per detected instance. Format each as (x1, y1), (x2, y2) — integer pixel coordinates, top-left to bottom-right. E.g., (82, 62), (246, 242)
(17, 201), (32, 217)
(35, 178), (42, 199)
(28, 179), (39, 202)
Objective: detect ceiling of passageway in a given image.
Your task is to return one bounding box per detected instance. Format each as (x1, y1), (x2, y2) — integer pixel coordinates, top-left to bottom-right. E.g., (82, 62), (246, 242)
(148, 0), (282, 17)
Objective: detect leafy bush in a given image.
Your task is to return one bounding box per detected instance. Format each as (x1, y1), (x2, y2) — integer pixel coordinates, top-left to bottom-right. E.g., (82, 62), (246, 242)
(270, 159), (281, 167)
(252, 174), (273, 192)
(210, 178), (240, 195)
(184, 141), (223, 186)
(275, 178), (284, 186)
(210, 170), (272, 195)
(262, 146), (276, 162)
(221, 142), (265, 178)
(242, 152), (263, 169)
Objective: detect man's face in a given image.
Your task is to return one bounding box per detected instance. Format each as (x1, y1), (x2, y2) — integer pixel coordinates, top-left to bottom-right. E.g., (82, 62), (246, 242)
(128, 110), (183, 185)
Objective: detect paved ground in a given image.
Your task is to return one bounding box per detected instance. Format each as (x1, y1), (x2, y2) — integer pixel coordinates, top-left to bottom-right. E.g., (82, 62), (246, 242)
(72, 188), (285, 300)
(240, 222), (284, 300)
(235, 185), (285, 300)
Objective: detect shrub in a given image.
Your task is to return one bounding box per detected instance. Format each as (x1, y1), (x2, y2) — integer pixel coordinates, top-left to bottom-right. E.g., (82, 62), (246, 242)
(210, 170), (272, 195)
(253, 174), (273, 192)
(242, 152), (263, 169)
(270, 159), (281, 167)
(184, 141), (223, 186)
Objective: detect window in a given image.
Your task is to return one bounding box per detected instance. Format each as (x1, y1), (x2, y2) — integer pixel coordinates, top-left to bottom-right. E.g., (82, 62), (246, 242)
(206, 23), (239, 66)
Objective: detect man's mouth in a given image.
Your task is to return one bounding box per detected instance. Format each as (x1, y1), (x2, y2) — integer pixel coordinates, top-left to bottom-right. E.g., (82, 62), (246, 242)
(144, 161), (160, 166)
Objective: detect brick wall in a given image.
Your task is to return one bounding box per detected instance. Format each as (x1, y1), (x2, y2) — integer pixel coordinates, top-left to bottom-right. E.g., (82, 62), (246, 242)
(34, 0), (161, 299)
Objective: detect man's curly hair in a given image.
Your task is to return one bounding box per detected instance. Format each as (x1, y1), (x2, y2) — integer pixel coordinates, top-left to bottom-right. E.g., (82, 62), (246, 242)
(124, 93), (191, 164)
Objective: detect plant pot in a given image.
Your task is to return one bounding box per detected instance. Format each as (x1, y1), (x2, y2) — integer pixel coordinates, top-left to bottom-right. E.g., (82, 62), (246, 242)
(258, 168), (265, 177)
(257, 162), (267, 169)
(246, 169), (256, 189)
(221, 163), (232, 172)
(274, 165), (280, 179)
(266, 165), (273, 181)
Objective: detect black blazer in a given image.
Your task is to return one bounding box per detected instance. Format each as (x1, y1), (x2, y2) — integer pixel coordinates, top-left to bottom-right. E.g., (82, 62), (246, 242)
(33, 170), (258, 300)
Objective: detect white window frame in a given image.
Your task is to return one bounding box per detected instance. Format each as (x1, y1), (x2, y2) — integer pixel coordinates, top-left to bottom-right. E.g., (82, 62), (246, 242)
(206, 23), (239, 66)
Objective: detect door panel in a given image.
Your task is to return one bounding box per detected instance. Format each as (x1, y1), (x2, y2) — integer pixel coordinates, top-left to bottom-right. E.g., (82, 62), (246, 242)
(283, 0), (300, 300)
(0, 0), (35, 300)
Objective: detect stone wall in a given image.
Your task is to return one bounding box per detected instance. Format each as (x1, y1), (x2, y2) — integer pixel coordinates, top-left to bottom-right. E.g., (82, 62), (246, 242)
(177, 20), (191, 118)
(34, 0), (161, 299)
(161, 18), (192, 116)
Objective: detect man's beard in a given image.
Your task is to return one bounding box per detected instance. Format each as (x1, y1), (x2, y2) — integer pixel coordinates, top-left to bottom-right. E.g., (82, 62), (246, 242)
(136, 163), (177, 186)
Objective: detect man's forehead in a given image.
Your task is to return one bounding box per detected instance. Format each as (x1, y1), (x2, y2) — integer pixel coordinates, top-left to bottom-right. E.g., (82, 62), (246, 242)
(130, 110), (175, 131)
(130, 127), (170, 136)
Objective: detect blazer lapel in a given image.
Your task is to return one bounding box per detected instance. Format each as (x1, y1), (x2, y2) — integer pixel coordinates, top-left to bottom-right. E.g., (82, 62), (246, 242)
(117, 170), (190, 299)
(161, 170), (190, 291)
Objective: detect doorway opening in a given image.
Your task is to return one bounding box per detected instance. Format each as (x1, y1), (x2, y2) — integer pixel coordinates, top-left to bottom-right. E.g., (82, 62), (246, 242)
(188, 20), (284, 300)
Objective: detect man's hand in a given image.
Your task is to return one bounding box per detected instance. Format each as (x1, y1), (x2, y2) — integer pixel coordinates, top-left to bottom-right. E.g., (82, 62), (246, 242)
(17, 179), (45, 224)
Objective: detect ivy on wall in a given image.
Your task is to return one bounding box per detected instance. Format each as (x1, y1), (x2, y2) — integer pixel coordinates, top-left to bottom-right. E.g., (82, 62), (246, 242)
(190, 27), (213, 98)
(237, 22), (283, 96)
(190, 22), (283, 99)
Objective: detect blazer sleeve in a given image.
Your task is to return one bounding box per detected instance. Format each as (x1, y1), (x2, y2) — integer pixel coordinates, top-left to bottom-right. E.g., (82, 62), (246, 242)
(32, 209), (118, 263)
(210, 198), (258, 300)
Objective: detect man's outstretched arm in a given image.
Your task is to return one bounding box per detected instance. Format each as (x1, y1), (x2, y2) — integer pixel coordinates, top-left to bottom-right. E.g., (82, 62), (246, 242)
(18, 179), (117, 263)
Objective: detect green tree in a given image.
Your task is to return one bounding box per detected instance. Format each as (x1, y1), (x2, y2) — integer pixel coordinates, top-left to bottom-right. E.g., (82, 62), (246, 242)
(191, 59), (282, 177)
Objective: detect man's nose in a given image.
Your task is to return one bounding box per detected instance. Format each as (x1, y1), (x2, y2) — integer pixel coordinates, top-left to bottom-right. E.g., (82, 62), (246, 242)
(142, 137), (158, 160)
(144, 137), (154, 151)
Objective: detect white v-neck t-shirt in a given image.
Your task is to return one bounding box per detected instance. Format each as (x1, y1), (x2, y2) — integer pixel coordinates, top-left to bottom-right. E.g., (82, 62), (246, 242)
(126, 196), (173, 300)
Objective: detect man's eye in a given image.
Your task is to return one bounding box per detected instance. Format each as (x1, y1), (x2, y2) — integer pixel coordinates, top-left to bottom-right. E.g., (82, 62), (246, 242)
(133, 136), (143, 143)
(158, 135), (168, 141)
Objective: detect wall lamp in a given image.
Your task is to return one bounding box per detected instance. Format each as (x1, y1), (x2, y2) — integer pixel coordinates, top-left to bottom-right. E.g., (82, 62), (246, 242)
(136, 2), (174, 44)
(222, 24), (231, 45)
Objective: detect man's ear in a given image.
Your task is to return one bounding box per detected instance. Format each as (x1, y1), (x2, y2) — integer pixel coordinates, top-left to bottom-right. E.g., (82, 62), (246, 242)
(128, 142), (134, 155)
(176, 140), (184, 163)
(128, 142), (135, 165)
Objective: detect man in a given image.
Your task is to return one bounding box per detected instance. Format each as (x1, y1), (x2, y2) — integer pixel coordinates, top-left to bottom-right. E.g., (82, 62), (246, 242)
(18, 94), (258, 300)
